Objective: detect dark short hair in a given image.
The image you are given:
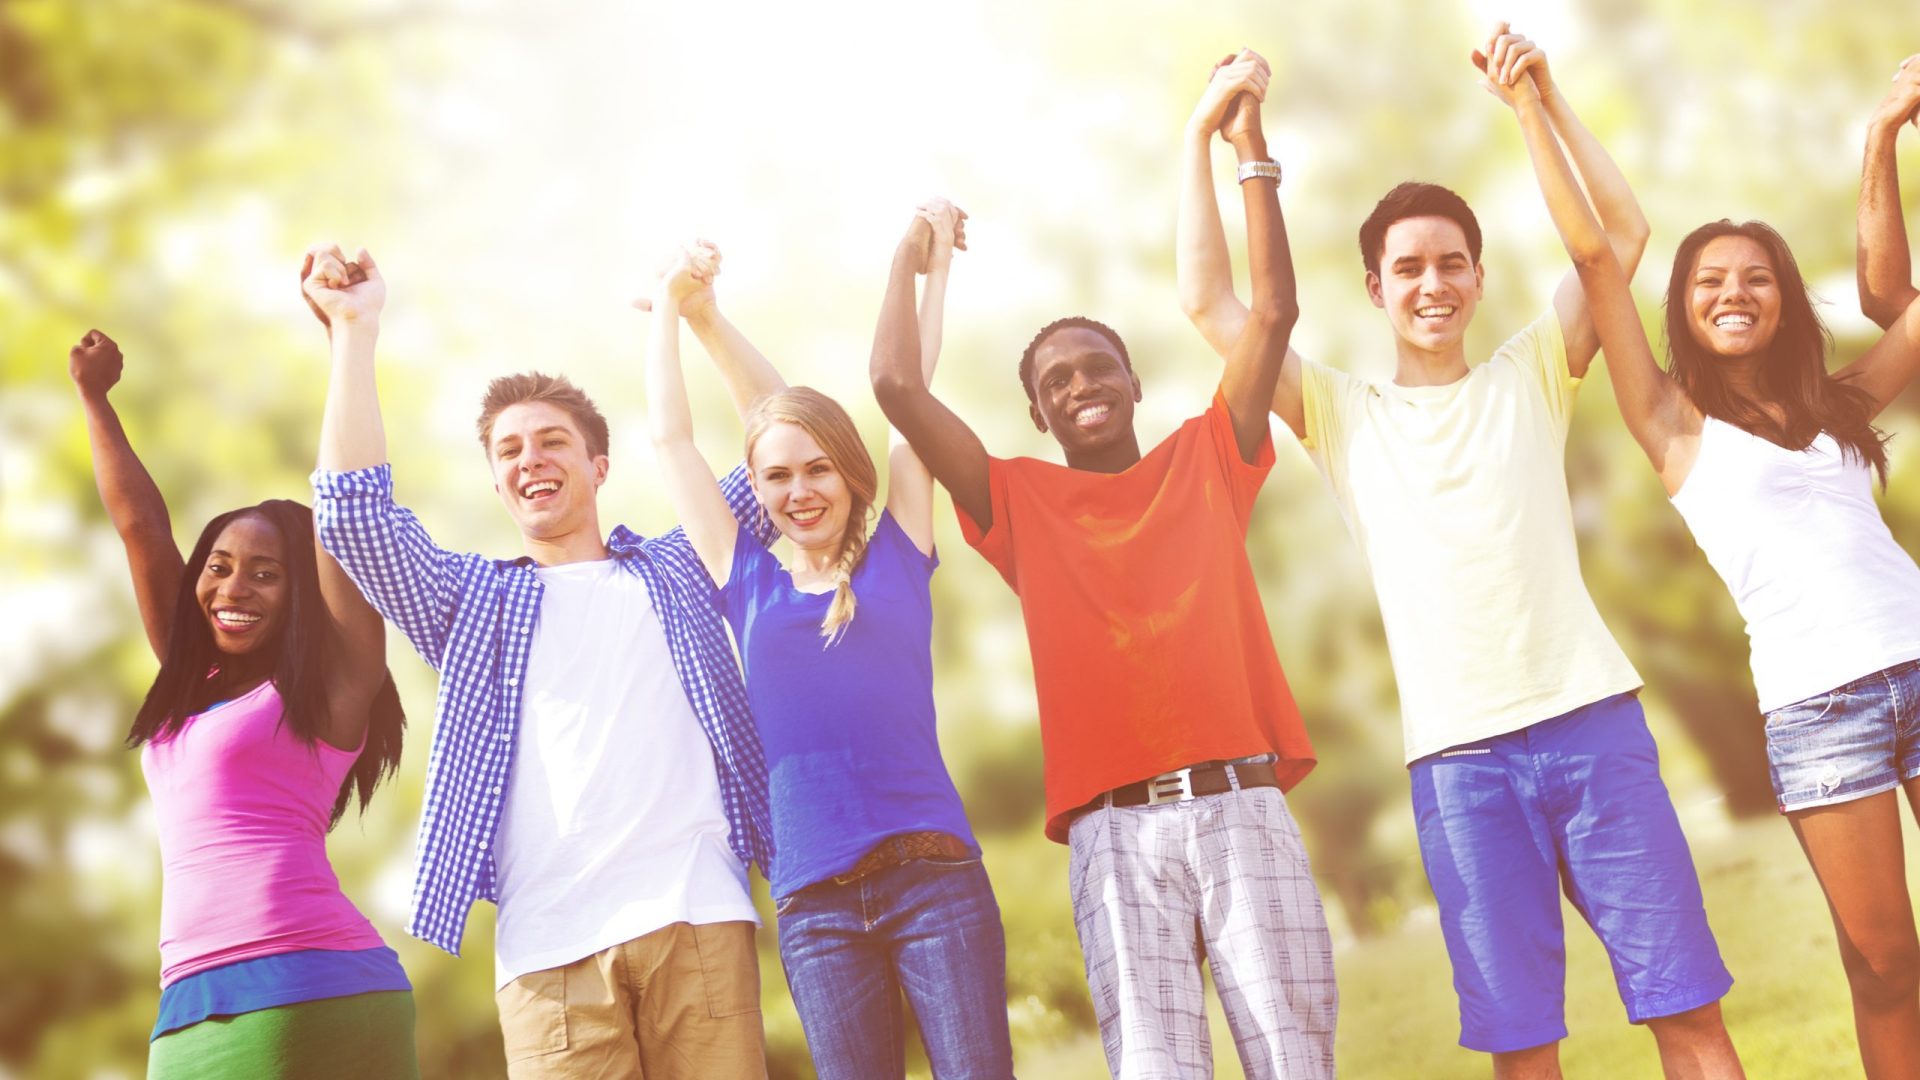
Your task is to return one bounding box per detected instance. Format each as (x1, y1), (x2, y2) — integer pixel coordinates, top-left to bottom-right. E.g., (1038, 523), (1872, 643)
(1017, 317), (1133, 404)
(1357, 181), (1483, 277)
(475, 371), (610, 459)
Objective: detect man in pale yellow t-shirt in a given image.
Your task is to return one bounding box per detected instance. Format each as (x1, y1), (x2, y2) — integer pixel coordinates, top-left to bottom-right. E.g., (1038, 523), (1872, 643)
(1175, 31), (1743, 1078)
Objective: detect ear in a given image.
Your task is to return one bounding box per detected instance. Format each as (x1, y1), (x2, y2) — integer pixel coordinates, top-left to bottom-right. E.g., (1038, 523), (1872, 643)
(591, 454), (610, 487)
(1130, 370), (1143, 403)
(1365, 271), (1385, 309)
(1029, 400), (1048, 434)
(1473, 262), (1486, 298)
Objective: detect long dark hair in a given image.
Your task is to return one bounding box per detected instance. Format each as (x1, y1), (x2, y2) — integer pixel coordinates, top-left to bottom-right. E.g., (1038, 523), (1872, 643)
(1663, 220), (1888, 484)
(127, 499), (404, 828)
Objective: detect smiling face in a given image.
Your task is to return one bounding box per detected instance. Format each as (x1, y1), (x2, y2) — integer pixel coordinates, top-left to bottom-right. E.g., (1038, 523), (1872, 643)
(196, 513), (290, 656)
(748, 420), (854, 553)
(1027, 326), (1142, 458)
(1685, 235), (1783, 359)
(487, 401), (608, 542)
(1367, 215), (1485, 354)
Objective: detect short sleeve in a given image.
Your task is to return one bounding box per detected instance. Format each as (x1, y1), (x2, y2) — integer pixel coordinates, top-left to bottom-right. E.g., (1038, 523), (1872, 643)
(1497, 309), (1577, 435)
(1202, 388), (1275, 525)
(953, 456), (1020, 591)
(1298, 359), (1366, 484)
(869, 509), (937, 577)
(717, 522), (777, 633)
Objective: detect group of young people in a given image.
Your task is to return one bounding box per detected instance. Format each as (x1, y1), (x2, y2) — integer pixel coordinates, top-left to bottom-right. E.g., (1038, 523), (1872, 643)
(70, 24), (1920, 1080)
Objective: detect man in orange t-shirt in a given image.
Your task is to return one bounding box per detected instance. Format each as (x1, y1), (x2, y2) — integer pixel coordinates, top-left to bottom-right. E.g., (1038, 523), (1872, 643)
(871, 57), (1336, 1079)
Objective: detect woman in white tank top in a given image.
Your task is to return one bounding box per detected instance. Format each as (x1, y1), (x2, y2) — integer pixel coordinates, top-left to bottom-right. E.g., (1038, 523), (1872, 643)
(1512, 53), (1920, 1077)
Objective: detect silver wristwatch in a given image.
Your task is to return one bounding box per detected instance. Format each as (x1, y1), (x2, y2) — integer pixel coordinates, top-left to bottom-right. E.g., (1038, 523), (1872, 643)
(1236, 160), (1282, 184)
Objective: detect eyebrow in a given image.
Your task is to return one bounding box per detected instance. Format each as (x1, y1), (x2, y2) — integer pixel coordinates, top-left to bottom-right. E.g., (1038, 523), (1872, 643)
(209, 550), (285, 565)
(493, 426), (573, 448)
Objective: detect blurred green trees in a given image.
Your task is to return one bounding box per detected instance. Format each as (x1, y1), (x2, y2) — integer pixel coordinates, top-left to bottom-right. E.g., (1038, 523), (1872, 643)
(4, 1), (1918, 1076)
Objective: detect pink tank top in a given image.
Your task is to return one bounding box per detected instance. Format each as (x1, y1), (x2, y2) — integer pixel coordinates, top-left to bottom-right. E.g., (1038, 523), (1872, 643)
(141, 680), (386, 987)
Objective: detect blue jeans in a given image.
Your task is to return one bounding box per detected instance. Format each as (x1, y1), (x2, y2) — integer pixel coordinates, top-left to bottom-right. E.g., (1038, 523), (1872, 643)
(776, 855), (1014, 1080)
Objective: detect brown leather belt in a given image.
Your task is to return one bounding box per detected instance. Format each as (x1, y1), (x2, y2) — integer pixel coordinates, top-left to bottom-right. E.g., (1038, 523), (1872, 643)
(830, 831), (974, 886)
(1076, 759), (1280, 822)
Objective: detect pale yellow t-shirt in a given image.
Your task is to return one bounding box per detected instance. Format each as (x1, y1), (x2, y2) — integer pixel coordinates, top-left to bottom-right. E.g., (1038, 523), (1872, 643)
(1300, 310), (1641, 763)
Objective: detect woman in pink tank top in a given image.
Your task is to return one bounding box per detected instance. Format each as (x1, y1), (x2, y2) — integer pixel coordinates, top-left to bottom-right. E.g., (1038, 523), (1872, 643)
(69, 328), (416, 1078)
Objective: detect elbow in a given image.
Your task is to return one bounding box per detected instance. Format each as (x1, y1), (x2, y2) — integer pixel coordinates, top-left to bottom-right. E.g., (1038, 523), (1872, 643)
(1245, 298), (1300, 338)
(870, 364), (921, 408)
(1569, 241), (1618, 273)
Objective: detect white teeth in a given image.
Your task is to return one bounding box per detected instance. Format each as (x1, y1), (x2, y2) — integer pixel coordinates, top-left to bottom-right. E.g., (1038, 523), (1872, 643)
(214, 611), (259, 626)
(521, 480), (560, 497)
(1416, 305), (1456, 318)
(1714, 313), (1754, 329)
(1074, 403), (1111, 426)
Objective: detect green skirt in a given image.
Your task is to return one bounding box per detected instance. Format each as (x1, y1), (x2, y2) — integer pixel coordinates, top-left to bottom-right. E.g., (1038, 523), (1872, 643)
(147, 990), (419, 1079)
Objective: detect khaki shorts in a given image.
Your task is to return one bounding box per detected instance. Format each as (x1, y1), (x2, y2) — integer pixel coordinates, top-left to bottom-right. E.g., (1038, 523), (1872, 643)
(496, 920), (767, 1079)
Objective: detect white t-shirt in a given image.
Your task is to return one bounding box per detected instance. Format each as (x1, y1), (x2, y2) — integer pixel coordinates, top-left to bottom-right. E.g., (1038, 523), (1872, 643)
(492, 559), (757, 988)
(1670, 416), (1920, 713)
(1300, 310), (1643, 762)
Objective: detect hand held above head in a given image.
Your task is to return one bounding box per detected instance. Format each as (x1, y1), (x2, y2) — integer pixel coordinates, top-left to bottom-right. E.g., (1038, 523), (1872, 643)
(1190, 48), (1270, 141)
(1872, 54), (1920, 133)
(634, 240), (721, 316)
(916, 196), (969, 268)
(300, 243), (385, 330)
(898, 212), (936, 275)
(69, 328), (124, 400)
(1472, 22), (1546, 112)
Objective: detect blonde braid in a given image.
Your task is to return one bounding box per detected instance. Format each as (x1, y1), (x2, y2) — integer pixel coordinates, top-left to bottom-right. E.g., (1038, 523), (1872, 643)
(819, 506), (873, 646)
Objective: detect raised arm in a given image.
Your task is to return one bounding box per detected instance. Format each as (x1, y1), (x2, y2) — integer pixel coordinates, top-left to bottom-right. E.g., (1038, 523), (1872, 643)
(1482, 24), (1652, 378)
(1858, 55), (1920, 332)
(870, 214), (993, 530)
(1840, 75), (1920, 415)
(297, 246), (388, 718)
(1175, 49), (1308, 437)
(639, 242), (790, 421)
(69, 330), (184, 659)
(1476, 35), (1699, 492)
(642, 244), (740, 585)
(1215, 73), (1300, 462)
(886, 198), (968, 554)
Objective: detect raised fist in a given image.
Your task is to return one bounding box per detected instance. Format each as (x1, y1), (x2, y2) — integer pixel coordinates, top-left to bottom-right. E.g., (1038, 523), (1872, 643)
(899, 212), (935, 275)
(68, 328), (123, 399)
(300, 243), (385, 329)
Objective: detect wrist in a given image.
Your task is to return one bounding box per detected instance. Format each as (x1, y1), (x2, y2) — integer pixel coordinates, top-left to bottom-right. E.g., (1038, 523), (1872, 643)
(1868, 111), (1908, 141)
(333, 317), (381, 345)
(1230, 133), (1270, 163)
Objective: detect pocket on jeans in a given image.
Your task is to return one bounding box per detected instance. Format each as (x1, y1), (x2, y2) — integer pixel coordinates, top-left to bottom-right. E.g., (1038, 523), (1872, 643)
(495, 966), (568, 1061)
(691, 921), (760, 1018)
(1767, 690), (1851, 732)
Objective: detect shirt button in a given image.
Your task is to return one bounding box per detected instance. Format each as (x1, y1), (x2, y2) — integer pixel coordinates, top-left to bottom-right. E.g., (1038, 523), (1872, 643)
(497, 730), (512, 741)
(506, 676), (519, 687)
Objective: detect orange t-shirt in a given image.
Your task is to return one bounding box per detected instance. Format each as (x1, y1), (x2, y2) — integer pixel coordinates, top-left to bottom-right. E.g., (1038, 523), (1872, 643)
(958, 391), (1316, 842)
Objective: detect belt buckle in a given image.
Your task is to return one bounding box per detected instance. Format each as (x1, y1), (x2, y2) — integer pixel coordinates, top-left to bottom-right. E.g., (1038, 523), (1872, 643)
(1146, 767), (1195, 805)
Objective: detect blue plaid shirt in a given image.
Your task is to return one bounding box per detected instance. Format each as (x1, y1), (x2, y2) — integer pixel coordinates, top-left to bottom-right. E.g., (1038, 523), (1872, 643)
(311, 462), (778, 956)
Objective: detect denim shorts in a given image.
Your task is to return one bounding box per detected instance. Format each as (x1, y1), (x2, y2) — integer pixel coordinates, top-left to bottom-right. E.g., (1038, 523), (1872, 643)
(1409, 692), (1732, 1053)
(1765, 658), (1920, 813)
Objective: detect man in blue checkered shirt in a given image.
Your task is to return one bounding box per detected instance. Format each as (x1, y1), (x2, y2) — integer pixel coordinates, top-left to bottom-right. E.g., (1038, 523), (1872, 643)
(302, 244), (778, 1079)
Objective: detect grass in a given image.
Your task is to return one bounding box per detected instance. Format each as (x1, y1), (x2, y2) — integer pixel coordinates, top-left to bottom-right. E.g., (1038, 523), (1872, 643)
(999, 809), (1890, 1079)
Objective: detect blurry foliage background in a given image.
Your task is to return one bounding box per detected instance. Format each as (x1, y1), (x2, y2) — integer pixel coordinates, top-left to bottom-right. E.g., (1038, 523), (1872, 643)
(4, 0), (1920, 1076)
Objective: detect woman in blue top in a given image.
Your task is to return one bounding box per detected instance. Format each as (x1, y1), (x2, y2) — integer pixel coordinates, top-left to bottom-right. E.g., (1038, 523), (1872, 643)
(637, 200), (1014, 1080)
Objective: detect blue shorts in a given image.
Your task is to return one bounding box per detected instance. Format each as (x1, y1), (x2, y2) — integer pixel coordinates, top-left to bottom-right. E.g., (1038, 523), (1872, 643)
(1409, 692), (1733, 1053)
(1765, 658), (1920, 813)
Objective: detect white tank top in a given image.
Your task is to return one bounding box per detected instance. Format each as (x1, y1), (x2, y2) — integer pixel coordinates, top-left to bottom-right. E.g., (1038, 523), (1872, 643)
(1670, 415), (1920, 713)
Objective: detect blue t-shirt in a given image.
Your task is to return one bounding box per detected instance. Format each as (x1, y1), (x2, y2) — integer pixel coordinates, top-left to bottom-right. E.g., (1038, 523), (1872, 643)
(152, 946), (411, 1039)
(719, 510), (979, 899)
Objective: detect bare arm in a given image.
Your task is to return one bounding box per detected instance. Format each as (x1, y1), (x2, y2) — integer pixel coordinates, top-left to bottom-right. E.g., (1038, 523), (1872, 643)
(1856, 56), (1919, 331)
(887, 199), (968, 555)
(1479, 25), (1651, 378)
(644, 247), (741, 585)
(69, 331), (184, 659)
(1216, 96), (1300, 462)
(678, 248), (791, 421)
(1479, 41), (1699, 492)
(300, 246), (392, 729)
(870, 215), (993, 530)
(1175, 49), (1307, 437)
